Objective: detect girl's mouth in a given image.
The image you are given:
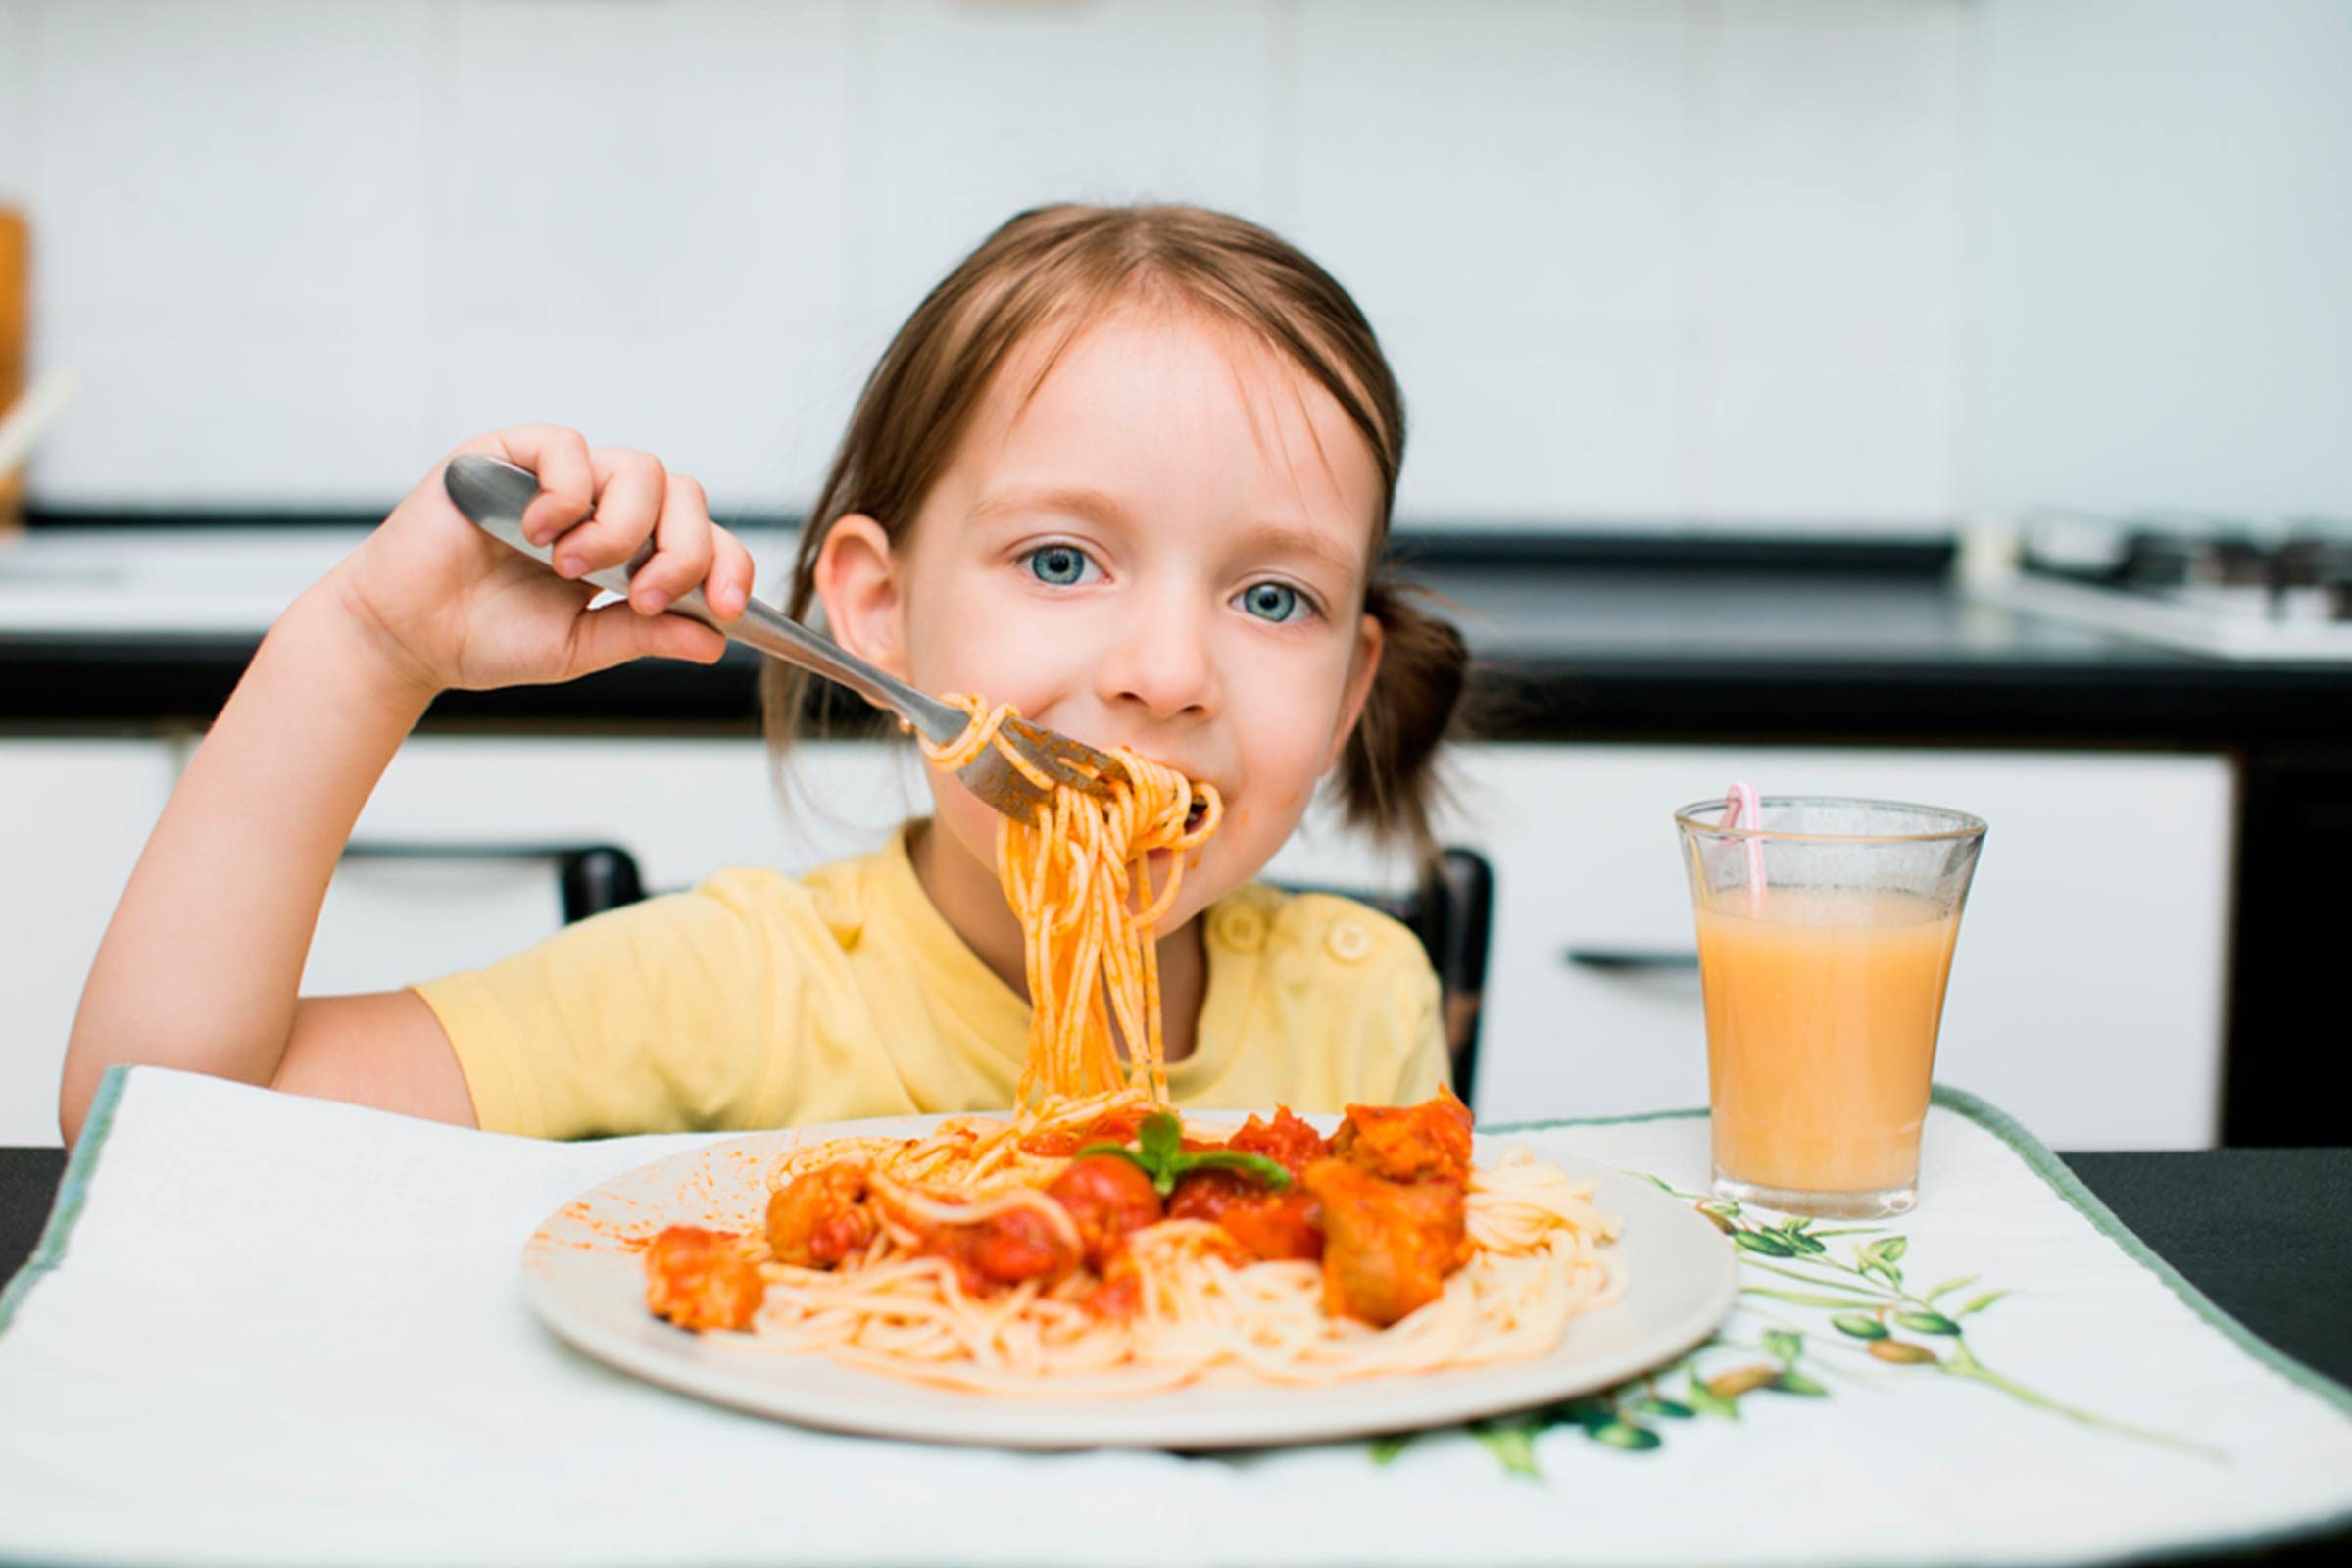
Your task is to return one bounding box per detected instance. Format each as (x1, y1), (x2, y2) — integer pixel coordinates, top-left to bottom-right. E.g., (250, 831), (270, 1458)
(1184, 795), (1208, 834)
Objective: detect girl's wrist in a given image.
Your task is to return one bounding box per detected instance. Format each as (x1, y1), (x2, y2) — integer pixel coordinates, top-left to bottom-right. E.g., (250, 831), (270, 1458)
(279, 570), (447, 722)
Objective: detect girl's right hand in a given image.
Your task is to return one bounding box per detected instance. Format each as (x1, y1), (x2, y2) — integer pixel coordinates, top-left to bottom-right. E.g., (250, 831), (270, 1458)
(326, 424), (755, 697)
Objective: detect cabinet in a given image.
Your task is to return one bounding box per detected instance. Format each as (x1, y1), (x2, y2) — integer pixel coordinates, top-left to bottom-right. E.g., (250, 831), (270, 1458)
(0, 738), (181, 1144)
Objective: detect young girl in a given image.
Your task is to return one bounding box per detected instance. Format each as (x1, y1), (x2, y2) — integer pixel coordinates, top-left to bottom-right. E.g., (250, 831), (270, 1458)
(58, 204), (1466, 1148)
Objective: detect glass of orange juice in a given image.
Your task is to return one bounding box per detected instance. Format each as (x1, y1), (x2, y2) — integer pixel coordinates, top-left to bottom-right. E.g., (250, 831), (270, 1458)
(1674, 795), (1986, 1218)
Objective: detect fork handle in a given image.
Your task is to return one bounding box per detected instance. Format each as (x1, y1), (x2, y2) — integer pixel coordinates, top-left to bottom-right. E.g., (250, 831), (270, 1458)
(721, 599), (972, 746)
(465, 504), (971, 747)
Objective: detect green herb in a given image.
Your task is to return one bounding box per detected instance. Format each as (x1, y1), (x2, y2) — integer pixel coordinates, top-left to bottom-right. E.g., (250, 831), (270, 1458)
(1470, 1422), (1542, 1476)
(1078, 1111), (1293, 1199)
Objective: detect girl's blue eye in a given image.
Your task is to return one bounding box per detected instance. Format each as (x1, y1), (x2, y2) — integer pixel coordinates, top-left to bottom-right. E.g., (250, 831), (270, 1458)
(1024, 544), (1096, 587)
(1237, 580), (1305, 624)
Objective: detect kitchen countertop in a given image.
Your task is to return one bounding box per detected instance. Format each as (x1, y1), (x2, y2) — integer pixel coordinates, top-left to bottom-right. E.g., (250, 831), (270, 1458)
(3, 523), (2348, 741)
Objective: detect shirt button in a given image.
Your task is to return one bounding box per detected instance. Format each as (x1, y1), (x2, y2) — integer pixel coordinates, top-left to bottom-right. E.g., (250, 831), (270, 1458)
(1326, 921), (1371, 964)
(1218, 906), (1266, 952)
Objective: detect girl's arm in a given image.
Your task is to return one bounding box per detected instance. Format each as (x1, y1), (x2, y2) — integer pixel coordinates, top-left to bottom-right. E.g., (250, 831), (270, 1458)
(61, 584), (458, 1144)
(59, 426), (754, 1146)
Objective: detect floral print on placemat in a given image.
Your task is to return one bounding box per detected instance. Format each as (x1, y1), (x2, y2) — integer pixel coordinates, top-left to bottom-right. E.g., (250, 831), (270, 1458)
(1373, 1176), (2222, 1478)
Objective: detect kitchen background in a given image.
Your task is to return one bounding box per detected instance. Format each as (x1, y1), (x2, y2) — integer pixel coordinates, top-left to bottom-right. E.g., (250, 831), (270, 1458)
(0, 0), (2345, 1149)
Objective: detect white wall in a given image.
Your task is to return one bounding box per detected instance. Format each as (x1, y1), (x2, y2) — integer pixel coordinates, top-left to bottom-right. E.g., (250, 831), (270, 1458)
(0, 0), (1972, 530)
(1972, 0), (2352, 519)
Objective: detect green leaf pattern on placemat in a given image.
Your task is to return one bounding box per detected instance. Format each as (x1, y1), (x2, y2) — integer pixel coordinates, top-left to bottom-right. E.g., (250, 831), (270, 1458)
(1371, 1175), (2223, 1477)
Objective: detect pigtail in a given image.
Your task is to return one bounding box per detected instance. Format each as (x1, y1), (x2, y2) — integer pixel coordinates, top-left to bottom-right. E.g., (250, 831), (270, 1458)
(1338, 580), (1468, 861)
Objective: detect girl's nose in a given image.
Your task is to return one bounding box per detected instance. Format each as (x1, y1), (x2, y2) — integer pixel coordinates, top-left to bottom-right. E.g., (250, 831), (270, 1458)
(1096, 592), (1221, 722)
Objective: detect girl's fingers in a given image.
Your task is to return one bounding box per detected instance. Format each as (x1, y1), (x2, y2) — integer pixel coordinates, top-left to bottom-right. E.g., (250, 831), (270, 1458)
(546, 448), (666, 578)
(568, 599), (726, 676)
(628, 471), (718, 616)
(483, 424), (598, 545)
(707, 526), (755, 622)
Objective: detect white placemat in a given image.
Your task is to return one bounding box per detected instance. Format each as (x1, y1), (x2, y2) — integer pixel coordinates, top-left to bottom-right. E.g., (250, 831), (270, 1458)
(2, 1066), (2346, 1568)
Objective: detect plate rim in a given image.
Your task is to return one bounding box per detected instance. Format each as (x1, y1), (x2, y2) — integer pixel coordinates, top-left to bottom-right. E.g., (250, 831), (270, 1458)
(520, 1110), (1739, 1450)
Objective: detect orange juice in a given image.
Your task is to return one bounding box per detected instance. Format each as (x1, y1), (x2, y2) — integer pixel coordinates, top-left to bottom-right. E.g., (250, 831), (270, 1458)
(1694, 886), (1962, 1195)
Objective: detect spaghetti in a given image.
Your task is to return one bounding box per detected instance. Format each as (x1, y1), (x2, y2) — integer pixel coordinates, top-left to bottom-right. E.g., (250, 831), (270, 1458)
(915, 693), (1220, 1108)
(640, 696), (1624, 1395)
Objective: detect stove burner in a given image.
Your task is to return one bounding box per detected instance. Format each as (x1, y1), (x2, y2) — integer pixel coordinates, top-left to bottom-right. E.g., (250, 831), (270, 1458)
(2021, 513), (2352, 625)
(1973, 512), (2352, 661)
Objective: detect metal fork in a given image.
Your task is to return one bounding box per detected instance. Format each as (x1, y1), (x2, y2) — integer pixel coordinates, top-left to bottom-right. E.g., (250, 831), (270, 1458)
(442, 453), (1120, 820)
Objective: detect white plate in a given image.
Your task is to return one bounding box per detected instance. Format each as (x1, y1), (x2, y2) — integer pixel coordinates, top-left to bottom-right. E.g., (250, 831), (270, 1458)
(520, 1113), (1738, 1450)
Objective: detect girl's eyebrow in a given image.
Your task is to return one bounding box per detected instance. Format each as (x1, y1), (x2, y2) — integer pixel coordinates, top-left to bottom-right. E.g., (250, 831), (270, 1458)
(1236, 520), (1367, 585)
(968, 485), (1129, 528)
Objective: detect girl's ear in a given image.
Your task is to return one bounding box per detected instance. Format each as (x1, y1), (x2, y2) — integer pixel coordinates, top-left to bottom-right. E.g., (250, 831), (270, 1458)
(1323, 611), (1385, 774)
(811, 514), (911, 682)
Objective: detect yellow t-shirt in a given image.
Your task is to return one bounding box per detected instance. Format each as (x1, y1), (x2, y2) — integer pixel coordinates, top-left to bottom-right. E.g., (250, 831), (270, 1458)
(412, 826), (1448, 1140)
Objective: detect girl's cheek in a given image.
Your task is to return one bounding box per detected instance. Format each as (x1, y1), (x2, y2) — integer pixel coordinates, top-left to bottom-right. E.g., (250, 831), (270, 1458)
(914, 576), (1069, 704)
(1241, 661), (1348, 771)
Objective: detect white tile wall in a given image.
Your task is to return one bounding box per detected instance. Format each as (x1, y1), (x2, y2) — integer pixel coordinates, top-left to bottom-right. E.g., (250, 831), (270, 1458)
(1293, 0), (1693, 523)
(0, 4), (28, 199)
(27, 2), (435, 324)
(21, 0), (442, 504)
(851, 0), (1282, 336)
(33, 322), (440, 505)
(0, 0), (1974, 527)
(1974, 0), (2352, 519)
(429, 2), (852, 332)
(1687, 0), (1969, 525)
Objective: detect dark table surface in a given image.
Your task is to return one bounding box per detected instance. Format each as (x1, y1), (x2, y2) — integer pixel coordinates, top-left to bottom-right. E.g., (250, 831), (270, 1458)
(2, 1144), (2346, 1564)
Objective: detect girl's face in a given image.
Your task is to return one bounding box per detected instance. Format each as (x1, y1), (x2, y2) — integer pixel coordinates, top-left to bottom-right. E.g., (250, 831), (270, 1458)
(816, 304), (1386, 933)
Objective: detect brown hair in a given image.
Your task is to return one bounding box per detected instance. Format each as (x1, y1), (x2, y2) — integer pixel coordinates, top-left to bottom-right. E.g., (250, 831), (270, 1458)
(765, 203), (1465, 854)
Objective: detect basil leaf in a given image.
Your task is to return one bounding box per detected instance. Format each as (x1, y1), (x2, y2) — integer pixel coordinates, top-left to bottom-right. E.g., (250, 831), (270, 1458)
(1074, 1142), (1153, 1177)
(1139, 1112), (1182, 1170)
(1171, 1150), (1294, 1192)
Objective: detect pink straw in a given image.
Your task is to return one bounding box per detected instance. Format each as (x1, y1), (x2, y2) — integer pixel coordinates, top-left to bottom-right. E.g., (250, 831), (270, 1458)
(1721, 779), (1766, 913)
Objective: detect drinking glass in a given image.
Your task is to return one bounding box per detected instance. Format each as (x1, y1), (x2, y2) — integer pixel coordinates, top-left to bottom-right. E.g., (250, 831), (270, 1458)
(1674, 797), (1986, 1218)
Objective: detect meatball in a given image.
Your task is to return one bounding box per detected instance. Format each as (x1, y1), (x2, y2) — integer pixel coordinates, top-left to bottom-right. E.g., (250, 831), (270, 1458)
(920, 1203), (1082, 1296)
(1300, 1158), (1469, 1327)
(643, 1226), (765, 1332)
(764, 1161), (876, 1269)
(1222, 1106), (1332, 1179)
(1333, 1087), (1474, 1185)
(1045, 1154), (1164, 1268)
(1167, 1171), (1323, 1262)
